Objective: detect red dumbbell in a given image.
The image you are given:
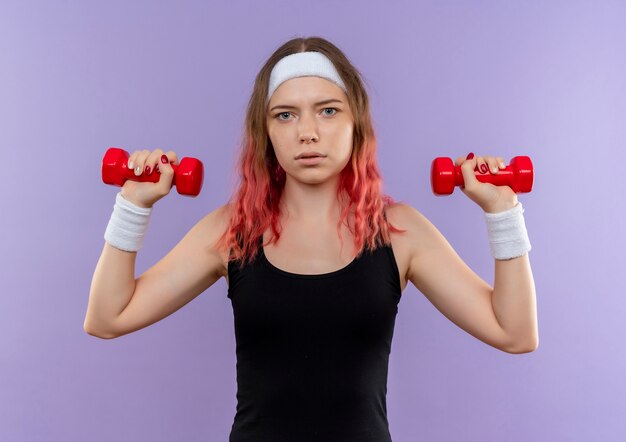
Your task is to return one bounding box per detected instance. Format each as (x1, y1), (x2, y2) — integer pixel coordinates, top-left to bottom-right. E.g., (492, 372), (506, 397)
(102, 147), (204, 197)
(431, 155), (533, 195)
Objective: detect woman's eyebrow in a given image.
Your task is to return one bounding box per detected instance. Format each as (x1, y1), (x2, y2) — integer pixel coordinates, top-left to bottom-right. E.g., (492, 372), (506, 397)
(269, 98), (344, 112)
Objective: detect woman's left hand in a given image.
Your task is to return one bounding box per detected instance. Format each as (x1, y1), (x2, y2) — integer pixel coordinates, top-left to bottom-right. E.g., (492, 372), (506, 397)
(455, 153), (518, 213)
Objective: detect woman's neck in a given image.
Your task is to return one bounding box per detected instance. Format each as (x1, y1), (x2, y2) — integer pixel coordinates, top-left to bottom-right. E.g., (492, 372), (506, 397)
(280, 175), (346, 224)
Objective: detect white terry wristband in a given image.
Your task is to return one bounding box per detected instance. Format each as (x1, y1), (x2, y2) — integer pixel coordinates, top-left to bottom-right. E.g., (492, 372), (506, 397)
(104, 191), (153, 252)
(484, 202), (531, 260)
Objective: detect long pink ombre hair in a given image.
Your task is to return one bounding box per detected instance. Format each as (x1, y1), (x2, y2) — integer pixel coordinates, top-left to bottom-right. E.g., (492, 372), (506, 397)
(215, 36), (405, 267)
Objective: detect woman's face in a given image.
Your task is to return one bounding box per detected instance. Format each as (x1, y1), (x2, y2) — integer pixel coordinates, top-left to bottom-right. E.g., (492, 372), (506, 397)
(266, 76), (354, 186)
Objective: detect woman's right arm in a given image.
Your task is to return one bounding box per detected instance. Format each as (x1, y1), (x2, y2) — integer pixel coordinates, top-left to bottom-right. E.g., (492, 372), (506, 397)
(84, 203), (230, 339)
(84, 148), (231, 339)
(84, 242), (139, 338)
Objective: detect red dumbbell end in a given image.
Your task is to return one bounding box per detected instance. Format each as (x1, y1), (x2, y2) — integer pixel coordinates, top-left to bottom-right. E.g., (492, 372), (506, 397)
(102, 147), (131, 186)
(431, 157), (457, 195)
(173, 157), (204, 197)
(509, 156), (534, 193)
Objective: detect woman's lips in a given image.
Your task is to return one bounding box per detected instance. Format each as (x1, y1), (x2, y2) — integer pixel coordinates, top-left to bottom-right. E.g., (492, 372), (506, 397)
(296, 156), (325, 165)
(295, 151), (325, 159)
(295, 151), (326, 165)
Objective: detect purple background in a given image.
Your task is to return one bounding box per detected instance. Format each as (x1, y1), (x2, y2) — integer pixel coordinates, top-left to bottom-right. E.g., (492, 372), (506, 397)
(1, 1), (625, 441)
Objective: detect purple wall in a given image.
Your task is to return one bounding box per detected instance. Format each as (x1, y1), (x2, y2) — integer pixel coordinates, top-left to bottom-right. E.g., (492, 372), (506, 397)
(2, 0), (625, 441)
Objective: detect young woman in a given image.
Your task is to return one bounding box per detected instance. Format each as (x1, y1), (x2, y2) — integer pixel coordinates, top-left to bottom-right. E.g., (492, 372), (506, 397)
(85, 36), (537, 442)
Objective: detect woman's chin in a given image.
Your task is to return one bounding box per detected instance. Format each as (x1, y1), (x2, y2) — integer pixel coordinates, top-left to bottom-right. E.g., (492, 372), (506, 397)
(286, 171), (338, 186)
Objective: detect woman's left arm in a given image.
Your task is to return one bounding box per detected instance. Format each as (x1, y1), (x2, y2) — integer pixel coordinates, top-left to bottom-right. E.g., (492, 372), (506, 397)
(397, 153), (537, 354)
(460, 153), (537, 353)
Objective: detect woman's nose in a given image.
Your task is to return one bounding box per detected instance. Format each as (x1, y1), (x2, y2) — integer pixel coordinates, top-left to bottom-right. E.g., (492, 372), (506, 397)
(300, 133), (318, 143)
(298, 114), (319, 143)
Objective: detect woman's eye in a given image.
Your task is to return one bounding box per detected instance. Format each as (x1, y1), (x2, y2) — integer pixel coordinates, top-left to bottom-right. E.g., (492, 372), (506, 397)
(275, 109), (336, 120)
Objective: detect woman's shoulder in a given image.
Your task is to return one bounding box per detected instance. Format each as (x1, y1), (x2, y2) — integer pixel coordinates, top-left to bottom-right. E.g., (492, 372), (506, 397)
(384, 201), (437, 242)
(384, 201), (424, 224)
(381, 202), (430, 290)
(383, 202), (446, 286)
(191, 202), (234, 278)
(187, 203), (235, 260)
(194, 202), (232, 231)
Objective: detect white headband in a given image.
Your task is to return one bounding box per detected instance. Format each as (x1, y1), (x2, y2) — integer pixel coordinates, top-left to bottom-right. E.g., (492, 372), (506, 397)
(267, 51), (347, 100)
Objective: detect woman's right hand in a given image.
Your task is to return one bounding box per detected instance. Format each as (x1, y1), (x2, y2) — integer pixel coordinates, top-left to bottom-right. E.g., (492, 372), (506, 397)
(120, 149), (179, 209)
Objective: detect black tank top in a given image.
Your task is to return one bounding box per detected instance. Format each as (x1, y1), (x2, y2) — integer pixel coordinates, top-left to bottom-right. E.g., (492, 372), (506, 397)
(227, 235), (402, 442)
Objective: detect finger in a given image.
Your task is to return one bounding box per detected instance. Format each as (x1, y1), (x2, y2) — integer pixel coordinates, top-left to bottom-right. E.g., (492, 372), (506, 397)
(165, 150), (179, 165)
(153, 150), (178, 174)
(145, 149), (165, 176)
(460, 156), (479, 189)
(485, 156), (500, 174)
(127, 151), (138, 171)
(130, 149), (150, 176)
(156, 153), (175, 193)
(456, 152), (475, 167)
(137, 149), (151, 176)
(475, 156), (489, 175)
(497, 157), (506, 169)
